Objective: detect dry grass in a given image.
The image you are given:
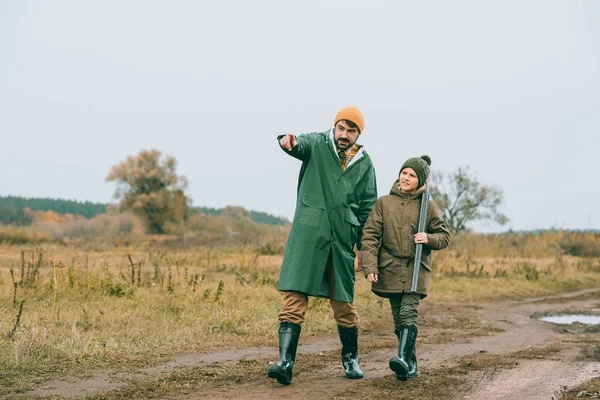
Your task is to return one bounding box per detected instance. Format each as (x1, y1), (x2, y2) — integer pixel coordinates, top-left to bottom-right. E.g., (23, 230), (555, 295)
(1, 235), (599, 397)
(559, 378), (600, 400)
(430, 250), (600, 302)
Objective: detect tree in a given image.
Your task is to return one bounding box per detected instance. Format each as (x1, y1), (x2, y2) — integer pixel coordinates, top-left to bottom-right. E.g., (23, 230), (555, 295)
(0, 202), (33, 226)
(221, 205), (251, 220)
(429, 166), (508, 233)
(106, 149), (190, 234)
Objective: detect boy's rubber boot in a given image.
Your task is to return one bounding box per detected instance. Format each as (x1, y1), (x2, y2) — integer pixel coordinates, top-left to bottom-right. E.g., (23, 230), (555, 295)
(337, 325), (364, 379)
(407, 325), (418, 378)
(390, 325), (418, 381)
(267, 322), (301, 385)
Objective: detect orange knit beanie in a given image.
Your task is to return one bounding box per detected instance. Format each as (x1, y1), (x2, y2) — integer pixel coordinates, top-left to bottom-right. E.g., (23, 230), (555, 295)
(334, 106), (364, 134)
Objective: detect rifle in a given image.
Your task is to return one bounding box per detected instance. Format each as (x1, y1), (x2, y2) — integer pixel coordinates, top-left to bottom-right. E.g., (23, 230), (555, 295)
(411, 191), (430, 292)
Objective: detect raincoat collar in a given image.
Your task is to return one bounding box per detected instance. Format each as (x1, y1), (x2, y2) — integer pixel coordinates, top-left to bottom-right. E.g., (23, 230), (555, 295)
(328, 128), (364, 169)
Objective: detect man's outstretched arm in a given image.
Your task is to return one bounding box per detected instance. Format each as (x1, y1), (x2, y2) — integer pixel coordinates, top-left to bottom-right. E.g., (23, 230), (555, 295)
(277, 133), (313, 161)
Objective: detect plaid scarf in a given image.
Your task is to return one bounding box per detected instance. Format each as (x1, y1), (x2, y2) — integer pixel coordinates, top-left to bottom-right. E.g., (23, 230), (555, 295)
(338, 144), (360, 172)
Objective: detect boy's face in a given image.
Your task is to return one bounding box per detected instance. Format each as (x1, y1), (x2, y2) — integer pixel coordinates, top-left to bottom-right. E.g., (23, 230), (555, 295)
(399, 168), (419, 193)
(334, 121), (360, 151)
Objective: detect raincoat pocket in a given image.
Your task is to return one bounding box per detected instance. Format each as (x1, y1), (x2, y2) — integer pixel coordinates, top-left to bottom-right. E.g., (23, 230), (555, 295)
(298, 193), (325, 227)
(346, 209), (360, 244)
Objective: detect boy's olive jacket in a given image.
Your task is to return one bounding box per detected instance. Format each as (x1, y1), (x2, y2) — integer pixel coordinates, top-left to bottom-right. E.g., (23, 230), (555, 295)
(361, 181), (450, 298)
(277, 130), (377, 302)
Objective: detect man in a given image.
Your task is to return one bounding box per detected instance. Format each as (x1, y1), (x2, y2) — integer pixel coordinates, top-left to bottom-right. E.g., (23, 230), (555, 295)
(267, 106), (377, 385)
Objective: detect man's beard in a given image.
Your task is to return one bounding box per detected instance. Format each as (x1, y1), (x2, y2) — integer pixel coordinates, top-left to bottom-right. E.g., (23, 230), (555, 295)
(335, 138), (353, 151)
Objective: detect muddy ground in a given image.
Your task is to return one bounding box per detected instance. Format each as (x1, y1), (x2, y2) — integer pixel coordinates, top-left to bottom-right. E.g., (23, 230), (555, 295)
(18, 288), (600, 400)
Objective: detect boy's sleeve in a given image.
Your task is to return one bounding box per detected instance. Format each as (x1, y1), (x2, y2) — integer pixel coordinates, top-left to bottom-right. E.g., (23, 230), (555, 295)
(360, 198), (383, 277)
(355, 164), (377, 250)
(276, 132), (318, 161)
(425, 201), (451, 250)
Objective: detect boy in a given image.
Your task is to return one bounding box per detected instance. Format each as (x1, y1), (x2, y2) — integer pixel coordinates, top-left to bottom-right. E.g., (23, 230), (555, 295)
(360, 155), (450, 380)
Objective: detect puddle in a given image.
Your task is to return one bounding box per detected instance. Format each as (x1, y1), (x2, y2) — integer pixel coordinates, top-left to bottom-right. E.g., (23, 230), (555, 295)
(539, 314), (600, 325)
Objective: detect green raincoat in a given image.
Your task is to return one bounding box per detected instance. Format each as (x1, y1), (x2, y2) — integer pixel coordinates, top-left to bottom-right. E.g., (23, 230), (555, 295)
(277, 130), (377, 302)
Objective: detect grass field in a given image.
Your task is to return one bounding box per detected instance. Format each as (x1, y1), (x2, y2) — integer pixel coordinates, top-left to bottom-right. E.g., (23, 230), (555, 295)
(1, 231), (599, 397)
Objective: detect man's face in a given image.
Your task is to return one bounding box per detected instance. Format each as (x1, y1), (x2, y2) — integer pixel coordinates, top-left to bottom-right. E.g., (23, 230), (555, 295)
(334, 121), (360, 151)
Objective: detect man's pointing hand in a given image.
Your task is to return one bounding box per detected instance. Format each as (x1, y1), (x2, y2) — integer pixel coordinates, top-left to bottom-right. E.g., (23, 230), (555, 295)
(279, 134), (297, 151)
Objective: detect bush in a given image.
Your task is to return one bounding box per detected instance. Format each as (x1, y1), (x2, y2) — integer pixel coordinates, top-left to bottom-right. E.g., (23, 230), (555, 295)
(182, 213), (289, 247)
(101, 279), (133, 297)
(0, 224), (51, 244)
(35, 213), (144, 240)
(557, 232), (600, 257)
(256, 242), (285, 255)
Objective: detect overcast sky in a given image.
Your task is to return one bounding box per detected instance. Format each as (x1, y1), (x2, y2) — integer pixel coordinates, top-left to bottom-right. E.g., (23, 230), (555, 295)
(1, 1), (598, 232)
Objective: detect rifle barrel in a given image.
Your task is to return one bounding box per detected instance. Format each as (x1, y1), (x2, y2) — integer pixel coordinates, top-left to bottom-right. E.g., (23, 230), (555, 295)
(411, 192), (430, 292)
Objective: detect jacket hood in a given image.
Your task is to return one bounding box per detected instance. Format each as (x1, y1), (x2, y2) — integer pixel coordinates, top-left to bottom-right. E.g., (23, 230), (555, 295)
(389, 179), (427, 199)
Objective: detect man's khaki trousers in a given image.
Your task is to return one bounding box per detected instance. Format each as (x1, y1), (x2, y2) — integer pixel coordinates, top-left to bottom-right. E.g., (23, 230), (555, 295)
(278, 251), (358, 328)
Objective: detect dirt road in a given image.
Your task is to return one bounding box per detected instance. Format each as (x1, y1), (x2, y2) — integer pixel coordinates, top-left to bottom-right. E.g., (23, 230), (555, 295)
(26, 289), (600, 400)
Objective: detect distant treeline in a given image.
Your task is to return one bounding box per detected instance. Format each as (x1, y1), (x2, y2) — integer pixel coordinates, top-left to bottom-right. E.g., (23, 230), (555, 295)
(0, 196), (289, 226)
(0, 196), (107, 225)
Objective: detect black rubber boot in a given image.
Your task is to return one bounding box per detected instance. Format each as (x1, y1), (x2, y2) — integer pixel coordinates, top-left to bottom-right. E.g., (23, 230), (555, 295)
(337, 325), (364, 379)
(267, 322), (301, 385)
(407, 326), (418, 379)
(389, 325), (418, 381)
